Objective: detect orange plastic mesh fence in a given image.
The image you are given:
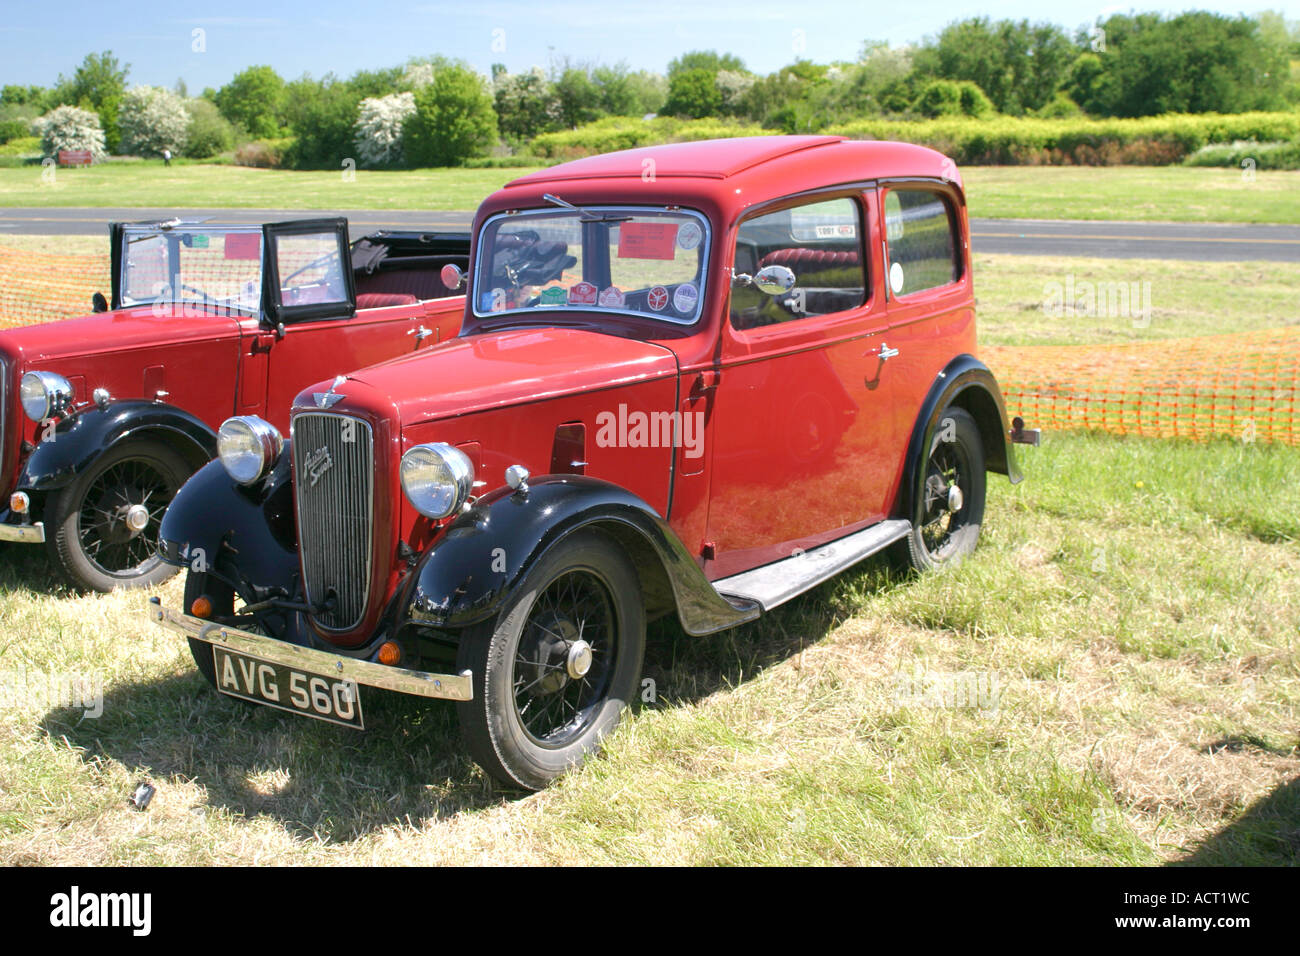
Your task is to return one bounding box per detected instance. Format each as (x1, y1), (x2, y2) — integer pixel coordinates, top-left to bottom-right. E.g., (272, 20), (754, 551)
(985, 328), (1300, 446)
(3, 249), (1297, 446)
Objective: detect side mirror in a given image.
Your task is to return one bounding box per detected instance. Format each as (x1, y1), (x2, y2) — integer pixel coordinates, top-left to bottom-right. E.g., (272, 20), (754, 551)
(441, 263), (466, 291)
(753, 264), (796, 296)
(91, 292), (108, 313)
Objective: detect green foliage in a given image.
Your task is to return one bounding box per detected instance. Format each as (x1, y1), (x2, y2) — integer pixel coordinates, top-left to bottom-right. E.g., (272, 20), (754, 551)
(403, 65), (497, 167)
(232, 138), (290, 168)
(1, 85), (49, 108)
(53, 51), (129, 152)
(1184, 139), (1300, 171)
(1070, 12), (1290, 117)
(912, 18), (1075, 114)
(553, 68), (602, 128)
(281, 78), (362, 170)
(528, 116), (770, 160)
(663, 68), (722, 119)
(827, 111), (1300, 165)
(0, 119), (32, 144)
(214, 65), (284, 138)
(913, 79), (993, 118)
(495, 69), (559, 142)
(667, 50), (746, 78)
(118, 86), (190, 157)
(183, 98), (234, 158)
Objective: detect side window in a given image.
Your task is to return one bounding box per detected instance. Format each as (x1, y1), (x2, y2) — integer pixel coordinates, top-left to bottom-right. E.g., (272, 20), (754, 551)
(273, 231), (349, 309)
(730, 196), (866, 331)
(883, 189), (959, 296)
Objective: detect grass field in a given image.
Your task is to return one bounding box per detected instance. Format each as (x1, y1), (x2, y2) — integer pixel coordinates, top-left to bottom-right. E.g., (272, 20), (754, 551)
(1, 161), (1298, 223)
(0, 433), (1294, 864)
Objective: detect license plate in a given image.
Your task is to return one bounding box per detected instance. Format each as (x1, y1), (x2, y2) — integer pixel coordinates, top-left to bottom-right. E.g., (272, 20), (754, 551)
(212, 646), (364, 729)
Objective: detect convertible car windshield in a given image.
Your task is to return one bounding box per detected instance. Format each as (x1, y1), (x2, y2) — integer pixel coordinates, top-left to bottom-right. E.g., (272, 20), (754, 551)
(474, 207), (710, 323)
(120, 223), (264, 314)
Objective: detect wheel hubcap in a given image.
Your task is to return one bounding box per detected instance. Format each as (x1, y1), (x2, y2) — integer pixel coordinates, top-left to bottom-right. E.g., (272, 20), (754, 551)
(566, 639), (593, 679)
(124, 503), (150, 533)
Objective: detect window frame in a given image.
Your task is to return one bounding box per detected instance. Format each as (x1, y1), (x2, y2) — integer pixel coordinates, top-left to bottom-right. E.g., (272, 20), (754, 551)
(878, 181), (964, 301)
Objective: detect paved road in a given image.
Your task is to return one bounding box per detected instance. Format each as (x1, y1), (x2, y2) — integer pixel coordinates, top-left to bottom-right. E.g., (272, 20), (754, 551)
(1, 208), (1297, 262)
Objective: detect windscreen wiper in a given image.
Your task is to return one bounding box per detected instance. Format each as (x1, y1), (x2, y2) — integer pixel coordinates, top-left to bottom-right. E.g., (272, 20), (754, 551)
(542, 193), (632, 223)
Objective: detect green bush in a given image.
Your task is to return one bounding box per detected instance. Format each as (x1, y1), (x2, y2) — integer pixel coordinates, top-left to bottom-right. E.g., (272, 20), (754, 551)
(826, 111), (1300, 165)
(528, 115), (770, 160)
(0, 118), (32, 143)
(232, 137), (291, 168)
(403, 66), (497, 167)
(184, 98), (235, 158)
(1184, 139), (1300, 171)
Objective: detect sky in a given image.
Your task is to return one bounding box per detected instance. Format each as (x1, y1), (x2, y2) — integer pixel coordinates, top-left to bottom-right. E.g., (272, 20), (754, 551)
(2, 0), (1298, 91)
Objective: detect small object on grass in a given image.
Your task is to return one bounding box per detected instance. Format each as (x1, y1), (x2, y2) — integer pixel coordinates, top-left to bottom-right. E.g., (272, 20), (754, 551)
(131, 782), (155, 810)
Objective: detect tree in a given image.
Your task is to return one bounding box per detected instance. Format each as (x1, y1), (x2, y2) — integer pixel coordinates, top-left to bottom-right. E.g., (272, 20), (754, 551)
(214, 65), (284, 138)
(494, 69), (559, 142)
(667, 50), (745, 78)
(553, 67), (602, 127)
(118, 85), (190, 156)
(663, 68), (722, 118)
(36, 105), (106, 161)
(911, 18), (1074, 114)
(1069, 12), (1290, 116)
(184, 98), (235, 158)
(281, 75), (362, 168)
(912, 79), (992, 118)
(354, 92), (416, 167)
(403, 65), (497, 167)
(54, 51), (129, 151)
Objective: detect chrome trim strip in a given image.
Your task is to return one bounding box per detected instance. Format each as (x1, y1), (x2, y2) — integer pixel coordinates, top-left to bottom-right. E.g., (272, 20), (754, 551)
(0, 521), (44, 543)
(148, 600), (473, 701)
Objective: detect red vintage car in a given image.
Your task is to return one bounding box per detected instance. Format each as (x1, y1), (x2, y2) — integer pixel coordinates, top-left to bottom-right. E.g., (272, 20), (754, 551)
(152, 136), (1037, 790)
(0, 219), (467, 591)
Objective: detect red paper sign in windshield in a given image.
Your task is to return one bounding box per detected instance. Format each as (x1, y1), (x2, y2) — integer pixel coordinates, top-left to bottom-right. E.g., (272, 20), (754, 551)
(224, 233), (261, 260)
(617, 222), (677, 260)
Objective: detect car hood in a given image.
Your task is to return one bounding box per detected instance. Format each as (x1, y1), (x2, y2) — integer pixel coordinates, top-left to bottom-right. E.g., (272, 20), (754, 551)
(320, 326), (680, 427)
(0, 305), (241, 367)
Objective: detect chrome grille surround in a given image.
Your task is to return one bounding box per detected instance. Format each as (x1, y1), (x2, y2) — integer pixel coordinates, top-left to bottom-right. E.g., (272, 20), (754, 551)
(291, 412), (374, 632)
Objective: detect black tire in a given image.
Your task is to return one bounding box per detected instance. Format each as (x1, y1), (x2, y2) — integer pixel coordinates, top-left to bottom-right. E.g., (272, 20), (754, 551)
(46, 440), (192, 593)
(900, 406), (986, 572)
(456, 530), (646, 791)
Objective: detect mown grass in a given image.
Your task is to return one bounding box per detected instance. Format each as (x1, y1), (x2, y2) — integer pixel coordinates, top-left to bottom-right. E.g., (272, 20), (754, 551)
(972, 253), (1300, 347)
(0, 432), (1295, 864)
(1, 161), (1298, 224)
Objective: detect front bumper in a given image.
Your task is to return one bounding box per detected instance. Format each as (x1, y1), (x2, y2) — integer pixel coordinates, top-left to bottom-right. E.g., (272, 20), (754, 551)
(148, 598), (473, 702)
(0, 519), (44, 543)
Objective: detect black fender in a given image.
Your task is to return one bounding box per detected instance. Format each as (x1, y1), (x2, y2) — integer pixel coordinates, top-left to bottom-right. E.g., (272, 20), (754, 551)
(898, 354), (1022, 522)
(18, 400), (217, 495)
(156, 446), (299, 595)
(403, 475), (759, 639)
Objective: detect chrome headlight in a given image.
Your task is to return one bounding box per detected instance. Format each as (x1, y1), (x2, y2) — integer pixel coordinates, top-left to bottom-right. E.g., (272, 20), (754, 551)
(400, 442), (474, 519)
(217, 416), (283, 485)
(20, 371), (74, 422)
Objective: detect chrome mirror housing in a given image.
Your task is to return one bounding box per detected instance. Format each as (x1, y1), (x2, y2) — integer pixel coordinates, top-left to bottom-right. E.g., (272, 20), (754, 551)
(441, 263), (466, 290)
(753, 264), (797, 296)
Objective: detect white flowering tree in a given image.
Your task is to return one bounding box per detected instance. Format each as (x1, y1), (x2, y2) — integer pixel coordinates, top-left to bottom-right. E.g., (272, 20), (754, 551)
(354, 91), (415, 168)
(36, 105), (107, 161)
(118, 86), (191, 157)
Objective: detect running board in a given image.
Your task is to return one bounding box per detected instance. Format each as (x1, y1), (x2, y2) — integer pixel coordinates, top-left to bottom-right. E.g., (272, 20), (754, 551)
(712, 519), (912, 612)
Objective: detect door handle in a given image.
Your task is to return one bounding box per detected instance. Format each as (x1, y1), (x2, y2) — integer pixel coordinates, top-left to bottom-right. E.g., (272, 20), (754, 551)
(867, 342), (899, 360)
(408, 325), (433, 342)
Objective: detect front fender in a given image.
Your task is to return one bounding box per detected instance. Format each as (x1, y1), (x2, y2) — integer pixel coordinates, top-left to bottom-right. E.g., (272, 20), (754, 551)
(403, 476), (759, 638)
(157, 447), (298, 594)
(898, 354), (1022, 521)
(18, 400), (216, 494)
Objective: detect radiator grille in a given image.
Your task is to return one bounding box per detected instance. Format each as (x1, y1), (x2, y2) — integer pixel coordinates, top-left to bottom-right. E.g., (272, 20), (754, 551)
(291, 412), (374, 631)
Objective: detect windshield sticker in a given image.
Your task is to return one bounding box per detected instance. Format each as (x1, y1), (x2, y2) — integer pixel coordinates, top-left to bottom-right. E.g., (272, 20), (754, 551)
(675, 221), (702, 251)
(539, 286), (569, 306)
(598, 285), (626, 308)
(890, 262), (905, 294)
(568, 281), (598, 305)
(189, 234), (210, 249)
(646, 285), (669, 312)
(617, 222), (677, 260)
(672, 282), (699, 314)
(224, 232), (260, 260)
(814, 223), (856, 239)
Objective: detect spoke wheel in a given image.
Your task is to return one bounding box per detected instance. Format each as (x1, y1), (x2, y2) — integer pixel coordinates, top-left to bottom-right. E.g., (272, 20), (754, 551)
(901, 407), (986, 572)
(457, 531), (646, 791)
(47, 440), (191, 592)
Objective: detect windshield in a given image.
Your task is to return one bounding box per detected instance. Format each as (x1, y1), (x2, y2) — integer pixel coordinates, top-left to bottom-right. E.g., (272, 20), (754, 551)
(474, 207), (709, 324)
(119, 224), (263, 314)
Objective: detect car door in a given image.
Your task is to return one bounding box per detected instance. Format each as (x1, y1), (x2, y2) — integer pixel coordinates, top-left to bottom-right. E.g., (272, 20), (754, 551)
(703, 190), (897, 579)
(238, 219), (440, 430)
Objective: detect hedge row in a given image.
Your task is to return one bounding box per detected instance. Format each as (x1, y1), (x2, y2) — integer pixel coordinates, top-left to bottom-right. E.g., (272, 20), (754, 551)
(826, 111), (1300, 166)
(529, 111), (1300, 167)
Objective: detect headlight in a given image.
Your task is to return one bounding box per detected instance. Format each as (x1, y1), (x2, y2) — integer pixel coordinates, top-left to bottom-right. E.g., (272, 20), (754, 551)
(400, 443), (474, 519)
(217, 416), (283, 485)
(20, 371), (73, 422)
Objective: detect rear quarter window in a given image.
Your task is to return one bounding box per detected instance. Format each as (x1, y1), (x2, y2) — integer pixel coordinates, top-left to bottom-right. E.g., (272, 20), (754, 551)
(883, 189), (960, 297)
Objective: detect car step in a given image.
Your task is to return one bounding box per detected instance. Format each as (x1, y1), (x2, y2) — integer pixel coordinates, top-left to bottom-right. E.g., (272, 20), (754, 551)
(713, 519), (912, 612)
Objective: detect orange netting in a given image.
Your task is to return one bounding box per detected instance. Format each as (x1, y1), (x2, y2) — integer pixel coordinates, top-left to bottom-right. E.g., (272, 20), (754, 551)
(2, 249), (1297, 445)
(985, 328), (1300, 446)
